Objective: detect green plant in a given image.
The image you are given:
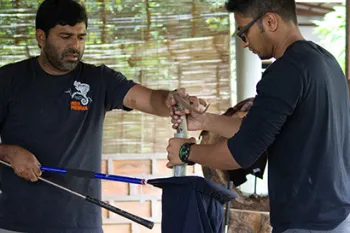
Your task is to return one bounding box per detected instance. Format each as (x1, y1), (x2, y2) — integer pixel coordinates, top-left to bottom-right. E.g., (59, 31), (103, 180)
(313, 4), (346, 72)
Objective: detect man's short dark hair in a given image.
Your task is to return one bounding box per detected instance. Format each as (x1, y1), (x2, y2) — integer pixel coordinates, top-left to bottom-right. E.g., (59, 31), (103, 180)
(36, 0), (88, 36)
(225, 0), (298, 25)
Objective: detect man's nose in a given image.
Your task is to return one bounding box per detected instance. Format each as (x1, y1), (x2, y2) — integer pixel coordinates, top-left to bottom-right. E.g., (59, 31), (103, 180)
(69, 37), (81, 50)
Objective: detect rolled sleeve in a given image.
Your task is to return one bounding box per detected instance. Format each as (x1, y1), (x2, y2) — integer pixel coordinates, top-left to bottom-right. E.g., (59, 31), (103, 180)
(227, 59), (303, 168)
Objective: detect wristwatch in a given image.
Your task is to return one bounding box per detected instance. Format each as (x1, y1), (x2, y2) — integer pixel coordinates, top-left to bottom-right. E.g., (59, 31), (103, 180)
(179, 142), (195, 165)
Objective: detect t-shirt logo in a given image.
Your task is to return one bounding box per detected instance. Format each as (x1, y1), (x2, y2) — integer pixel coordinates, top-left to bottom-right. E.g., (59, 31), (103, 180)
(65, 81), (93, 111)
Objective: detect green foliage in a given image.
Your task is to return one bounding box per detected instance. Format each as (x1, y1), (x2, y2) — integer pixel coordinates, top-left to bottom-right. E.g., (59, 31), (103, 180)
(206, 16), (229, 33)
(203, 0), (229, 33)
(313, 5), (346, 72)
(204, 0), (226, 10)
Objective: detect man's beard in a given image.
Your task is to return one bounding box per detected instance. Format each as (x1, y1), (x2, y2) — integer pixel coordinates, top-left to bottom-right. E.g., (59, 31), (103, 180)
(256, 29), (273, 60)
(44, 41), (83, 72)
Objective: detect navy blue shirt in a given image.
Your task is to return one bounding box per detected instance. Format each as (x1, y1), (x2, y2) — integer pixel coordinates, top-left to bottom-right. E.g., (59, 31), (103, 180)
(0, 57), (137, 233)
(227, 41), (350, 232)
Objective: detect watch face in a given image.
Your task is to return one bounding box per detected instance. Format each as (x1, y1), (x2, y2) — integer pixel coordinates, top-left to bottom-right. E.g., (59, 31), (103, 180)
(179, 145), (186, 156)
(179, 143), (195, 165)
(179, 143), (190, 162)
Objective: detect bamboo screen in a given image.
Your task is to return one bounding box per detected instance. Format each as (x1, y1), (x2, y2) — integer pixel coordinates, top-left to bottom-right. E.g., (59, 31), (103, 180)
(0, 0), (232, 155)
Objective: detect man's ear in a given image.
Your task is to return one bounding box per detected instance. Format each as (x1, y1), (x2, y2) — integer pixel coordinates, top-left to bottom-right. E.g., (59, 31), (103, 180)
(263, 13), (278, 32)
(36, 29), (46, 49)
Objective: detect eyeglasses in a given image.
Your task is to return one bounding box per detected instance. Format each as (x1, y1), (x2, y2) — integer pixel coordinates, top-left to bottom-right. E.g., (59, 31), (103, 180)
(236, 14), (264, 43)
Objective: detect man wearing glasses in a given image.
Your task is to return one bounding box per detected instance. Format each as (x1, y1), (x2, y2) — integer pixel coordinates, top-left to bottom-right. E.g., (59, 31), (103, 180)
(166, 0), (350, 232)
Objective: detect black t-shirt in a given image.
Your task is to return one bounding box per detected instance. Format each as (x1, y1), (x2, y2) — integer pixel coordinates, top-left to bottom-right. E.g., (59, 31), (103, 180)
(227, 41), (350, 232)
(0, 57), (137, 233)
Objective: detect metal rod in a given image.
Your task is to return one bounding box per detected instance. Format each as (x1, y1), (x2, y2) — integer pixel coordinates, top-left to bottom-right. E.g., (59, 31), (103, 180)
(0, 160), (154, 229)
(0, 161), (86, 198)
(39, 176), (86, 198)
(224, 181), (234, 233)
(173, 93), (188, 177)
(40, 165), (145, 185)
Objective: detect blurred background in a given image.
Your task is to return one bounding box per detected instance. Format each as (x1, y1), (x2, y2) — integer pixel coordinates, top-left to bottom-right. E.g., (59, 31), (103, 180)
(0, 0), (347, 232)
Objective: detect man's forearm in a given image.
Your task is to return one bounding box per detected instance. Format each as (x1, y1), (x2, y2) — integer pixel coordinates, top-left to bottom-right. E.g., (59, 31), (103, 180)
(188, 140), (241, 170)
(0, 144), (12, 162)
(203, 113), (243, 138)
(149, 90), (170, 117)
(123, 85), (170, 117)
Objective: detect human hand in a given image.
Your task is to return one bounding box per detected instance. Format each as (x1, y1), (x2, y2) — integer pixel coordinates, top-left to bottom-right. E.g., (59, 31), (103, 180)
(4, 145), (42, 182)
(168, 89), (209, 131)
(166, 137), (196, 168)
(166, 88), (188, 111)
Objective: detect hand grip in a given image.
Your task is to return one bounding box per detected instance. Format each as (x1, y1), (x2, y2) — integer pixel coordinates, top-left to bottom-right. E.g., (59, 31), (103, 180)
(86, 196), (154, 229)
